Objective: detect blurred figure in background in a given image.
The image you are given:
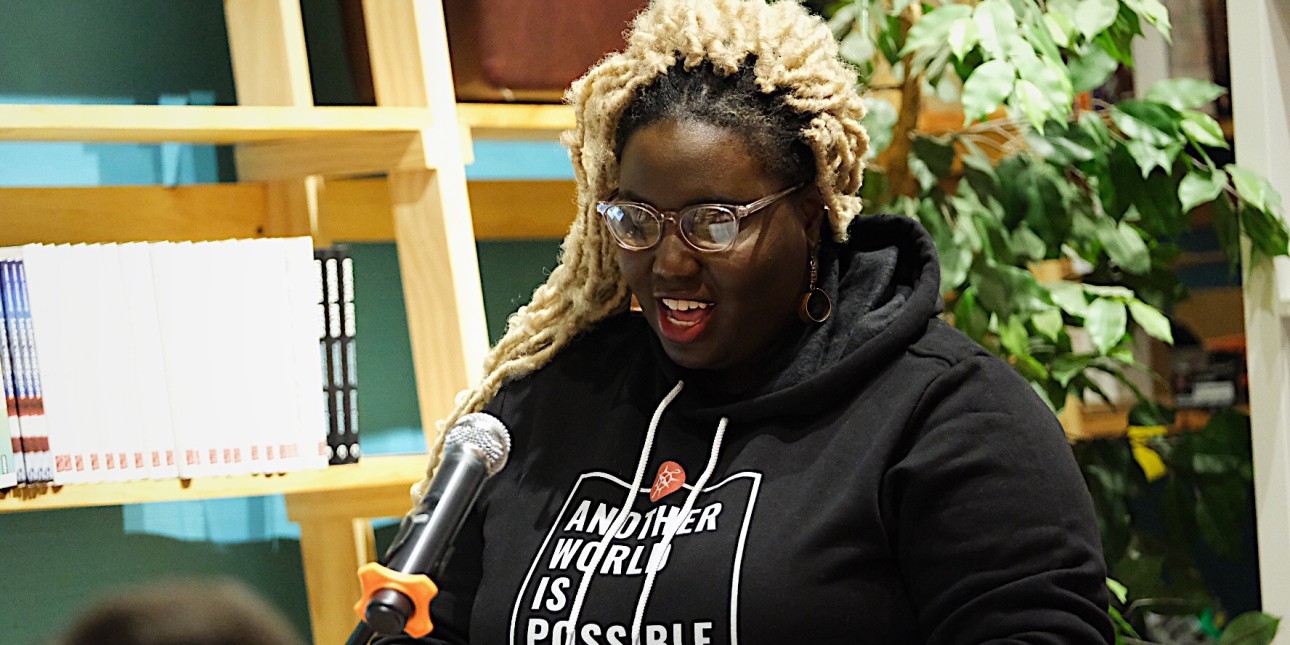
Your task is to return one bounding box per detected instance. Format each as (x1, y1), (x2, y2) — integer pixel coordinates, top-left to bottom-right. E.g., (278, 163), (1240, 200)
(50, 577), (304, 645)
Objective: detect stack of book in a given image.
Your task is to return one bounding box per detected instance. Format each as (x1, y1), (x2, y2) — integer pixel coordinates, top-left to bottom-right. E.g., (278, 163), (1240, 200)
(316, 246), (360, 466)
(0, 238), (341, 488)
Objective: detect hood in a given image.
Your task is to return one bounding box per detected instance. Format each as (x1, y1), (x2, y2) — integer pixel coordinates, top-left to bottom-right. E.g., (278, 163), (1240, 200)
(668, 213), (943, 424)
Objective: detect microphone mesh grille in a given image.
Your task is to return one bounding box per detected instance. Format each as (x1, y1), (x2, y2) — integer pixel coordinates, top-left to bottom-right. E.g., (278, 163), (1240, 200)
(444, 413), (511, 475)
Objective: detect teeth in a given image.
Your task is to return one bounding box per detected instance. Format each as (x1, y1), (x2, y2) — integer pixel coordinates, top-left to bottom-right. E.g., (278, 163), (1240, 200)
(661, 298), (710, 312)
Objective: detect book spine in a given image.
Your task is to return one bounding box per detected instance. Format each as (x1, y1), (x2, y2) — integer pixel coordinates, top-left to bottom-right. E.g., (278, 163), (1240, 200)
(1, 261), (29, 485)
(318, 247), (359, 465)
(339, 248), (359, 464)
(0, 261), (20, 488)
(288, 238), (329, 470)
(11, 261), (53, 483)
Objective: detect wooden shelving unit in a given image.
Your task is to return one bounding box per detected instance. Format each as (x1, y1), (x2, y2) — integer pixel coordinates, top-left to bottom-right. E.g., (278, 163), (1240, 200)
(0, 454), (427, 513)
(0, 104), (437, 142)
(0, 1), (560, 643)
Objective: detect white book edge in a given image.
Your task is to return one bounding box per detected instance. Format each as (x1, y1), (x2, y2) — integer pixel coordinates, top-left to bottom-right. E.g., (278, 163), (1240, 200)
(121, 243), (178, 480)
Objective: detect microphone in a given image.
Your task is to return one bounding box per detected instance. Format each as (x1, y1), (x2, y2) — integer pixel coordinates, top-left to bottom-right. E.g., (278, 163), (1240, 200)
(351, 412), (511, 640)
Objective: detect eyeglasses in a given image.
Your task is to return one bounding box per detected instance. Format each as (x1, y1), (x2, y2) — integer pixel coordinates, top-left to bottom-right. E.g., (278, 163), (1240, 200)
(596, 183), (803, 253)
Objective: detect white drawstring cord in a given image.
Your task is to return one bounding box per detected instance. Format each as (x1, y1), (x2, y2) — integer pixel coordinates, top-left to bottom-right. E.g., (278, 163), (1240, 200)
(561, 380), (686, 645)
(630, 416), (728, 645)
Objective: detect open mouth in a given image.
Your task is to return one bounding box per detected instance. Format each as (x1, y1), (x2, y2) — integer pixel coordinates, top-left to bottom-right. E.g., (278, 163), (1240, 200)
(657, 297), (713, 342)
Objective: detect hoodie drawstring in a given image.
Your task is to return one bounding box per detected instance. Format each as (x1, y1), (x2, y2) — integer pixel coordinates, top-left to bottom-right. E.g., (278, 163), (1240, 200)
(563, 380), (685, 644)
(630, 416), (728, 645)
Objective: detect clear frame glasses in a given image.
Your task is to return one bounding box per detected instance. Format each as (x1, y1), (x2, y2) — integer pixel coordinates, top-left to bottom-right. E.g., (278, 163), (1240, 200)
(596, 183), (803, 253)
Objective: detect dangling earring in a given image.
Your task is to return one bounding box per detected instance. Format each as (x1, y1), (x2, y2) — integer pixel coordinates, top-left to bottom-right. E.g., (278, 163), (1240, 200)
(799, 245), (832, 323)
(629, 293), (643, 313)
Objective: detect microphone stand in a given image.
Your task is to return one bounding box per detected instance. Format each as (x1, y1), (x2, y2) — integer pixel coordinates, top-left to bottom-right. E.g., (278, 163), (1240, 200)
(344, 622), (377, 645)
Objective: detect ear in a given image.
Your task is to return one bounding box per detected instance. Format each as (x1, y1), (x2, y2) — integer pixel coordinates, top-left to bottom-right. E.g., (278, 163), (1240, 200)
(795, 185), (827, 244)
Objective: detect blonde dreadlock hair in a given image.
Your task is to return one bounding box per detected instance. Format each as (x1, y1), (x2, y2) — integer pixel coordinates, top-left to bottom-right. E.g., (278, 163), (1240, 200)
(415, 0), (868, 494)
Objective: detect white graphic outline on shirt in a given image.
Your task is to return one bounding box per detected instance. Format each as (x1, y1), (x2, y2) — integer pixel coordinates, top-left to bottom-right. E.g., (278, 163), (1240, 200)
(509, 470), (763, 645)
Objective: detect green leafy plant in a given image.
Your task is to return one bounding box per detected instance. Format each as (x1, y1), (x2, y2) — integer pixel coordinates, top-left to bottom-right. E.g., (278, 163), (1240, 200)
(1086, 408), (1275, 641)
(821, 0), (1288, 639)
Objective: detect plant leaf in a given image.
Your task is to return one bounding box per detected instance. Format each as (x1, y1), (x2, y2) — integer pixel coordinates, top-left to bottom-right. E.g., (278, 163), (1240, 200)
(1014, 79), (1051, 130)
(948, 15), (979, 60)
(839, 29), (876, 65)
(1106, 578), (1129, 604)
(1081, 284), (1135, 299)
(1145, 78), (1225, 111)
(1220, 611), (1280, 644)
(1094, 6), (1144, 65)
(1179, 167), (1227, 213)
(1228, 164), (1285, 214)
(1212, 194), (1242, 273)
(1181, 110), (1229, 148)
(1242, 205), (1290, 258)
(1067, 47), (1120, 93)
(953, 286), (991, 342)
(1031, 308), (1065, 342)
(909, 135), (956, 190)
(1000, 314), (1030, 357)
(973, 0), (1017, 59)
(1043, 13), (1075, 47)
(1070, 0), (1119, 40)
(1127, 299), (1173, 343)
(1097, 220), (1152, 274)
(1112, 100), (1182, 146)
(862, 97), (898, 159)
(1123, 0), (1173, 41)
(1010, 225), (1047, 261)
(900, 4), (973, 57)
(1124, 140), (1176, 178)
(826, 2), (858, 39)
(1085, 297), (1128, 355)
(1047, 280), (1089, 317)
(936, 229), (973, 294)
(973, 262), (1053, 318)
(962, 59), (1016, 123)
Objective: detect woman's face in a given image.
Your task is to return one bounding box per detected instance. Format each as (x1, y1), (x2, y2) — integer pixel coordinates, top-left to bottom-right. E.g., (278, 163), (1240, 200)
(613, 118), (821, 393)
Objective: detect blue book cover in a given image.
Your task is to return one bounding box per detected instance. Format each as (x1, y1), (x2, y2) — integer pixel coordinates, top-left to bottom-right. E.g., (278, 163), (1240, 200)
(7, 260), (53, 483)
(0, 261), (18, 488)
(0, 260), (29, 485)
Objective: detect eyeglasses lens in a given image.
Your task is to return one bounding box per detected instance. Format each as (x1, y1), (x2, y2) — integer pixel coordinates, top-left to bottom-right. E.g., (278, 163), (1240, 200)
(683, 207), (739, 251)
(601, 203), (740, 251)
(601, 204), (659, 249)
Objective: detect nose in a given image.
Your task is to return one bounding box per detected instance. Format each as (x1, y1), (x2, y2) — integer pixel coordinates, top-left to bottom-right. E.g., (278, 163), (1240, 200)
(651, 226), (701, 282)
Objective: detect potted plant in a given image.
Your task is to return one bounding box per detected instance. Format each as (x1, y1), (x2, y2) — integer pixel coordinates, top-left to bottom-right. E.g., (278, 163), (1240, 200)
(819, 0), (1287, 641)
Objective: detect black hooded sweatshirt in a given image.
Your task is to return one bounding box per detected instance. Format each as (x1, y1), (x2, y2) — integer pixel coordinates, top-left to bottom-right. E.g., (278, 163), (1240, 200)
(391, 214), (1113, 645)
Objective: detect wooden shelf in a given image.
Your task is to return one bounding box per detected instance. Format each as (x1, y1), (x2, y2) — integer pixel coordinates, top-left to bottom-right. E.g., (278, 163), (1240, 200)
(0, 454), (427, 514)
(457, 102), (574, 140)
(0, 104), (437, 143)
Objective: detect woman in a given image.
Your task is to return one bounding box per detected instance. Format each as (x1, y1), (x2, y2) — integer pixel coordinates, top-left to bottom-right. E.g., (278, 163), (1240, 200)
(396, 0), (1113, 642)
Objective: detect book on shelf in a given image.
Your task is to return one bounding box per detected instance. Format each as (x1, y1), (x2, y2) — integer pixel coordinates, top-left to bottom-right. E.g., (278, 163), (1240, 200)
(316, 245), (360, 466)
(0, 260), (28, 485)
(0, 255), (54, 485)
(0, 238), (335, 491)
(119, 243), (177, 479)
(0, 283), (16, 489)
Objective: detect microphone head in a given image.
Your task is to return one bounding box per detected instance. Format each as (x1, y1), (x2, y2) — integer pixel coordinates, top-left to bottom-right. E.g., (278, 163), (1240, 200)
(444, 412), (511, 476)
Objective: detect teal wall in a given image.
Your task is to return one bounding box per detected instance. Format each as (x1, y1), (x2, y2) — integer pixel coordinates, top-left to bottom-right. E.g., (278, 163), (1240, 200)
(0, 2), (565, 643)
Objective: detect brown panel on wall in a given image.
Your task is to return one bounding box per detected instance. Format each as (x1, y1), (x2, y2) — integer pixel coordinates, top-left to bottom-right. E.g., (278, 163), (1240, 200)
(1174, 286), (1247, 341)
(443, 0), (647, 103)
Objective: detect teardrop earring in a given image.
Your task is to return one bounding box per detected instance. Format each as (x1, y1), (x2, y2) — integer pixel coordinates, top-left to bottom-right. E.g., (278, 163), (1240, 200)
(799, 246), (832, 324)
